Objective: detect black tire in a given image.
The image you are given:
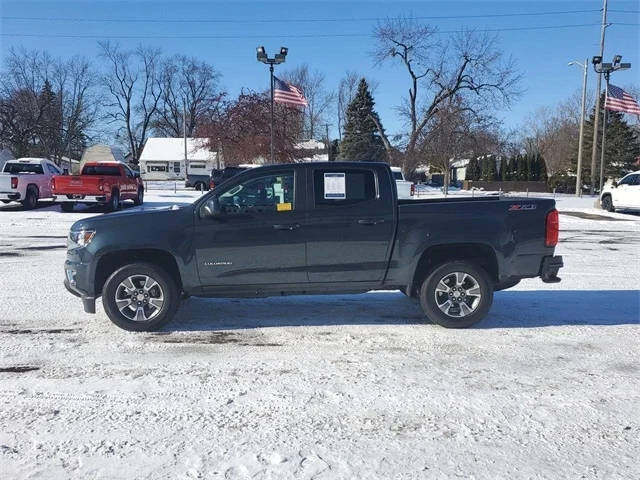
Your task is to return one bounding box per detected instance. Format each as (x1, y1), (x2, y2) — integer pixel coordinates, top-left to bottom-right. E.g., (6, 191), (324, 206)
(107, 189), (120, 212)
(102, 262), (179, 332)
(21, 186), (38, 210)
(1, 200), (9, 204)
(601, 194), (614, 212)
(419, 261), (493, 328)
(133, 187), (144, 206)
(60, 203), (75, 212)
(194, 182), (207, 192)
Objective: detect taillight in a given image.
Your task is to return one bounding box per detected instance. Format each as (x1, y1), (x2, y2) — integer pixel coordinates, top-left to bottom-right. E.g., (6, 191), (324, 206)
(51, 177), (56, 190)
(98, 179), (104, 191)
(209, 180), (215, 190)
(545, 209), (559, 247)
(10, 177), (18, 189)
(410, 183), (415, 196)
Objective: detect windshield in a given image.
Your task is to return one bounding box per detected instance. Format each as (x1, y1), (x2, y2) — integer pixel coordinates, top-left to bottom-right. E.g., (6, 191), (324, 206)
(3, 163), (44, 174)
(82, 165), (121, 176)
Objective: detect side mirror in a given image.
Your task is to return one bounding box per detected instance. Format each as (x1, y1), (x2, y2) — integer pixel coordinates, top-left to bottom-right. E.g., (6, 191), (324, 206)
(63, 168), (69, 175)
(201, 196), (224, 219)
(612, 181), (618, 188)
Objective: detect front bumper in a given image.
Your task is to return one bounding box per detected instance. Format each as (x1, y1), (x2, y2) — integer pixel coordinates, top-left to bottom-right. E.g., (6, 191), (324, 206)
(540, 255), (563, 283)
(54, 194), (107, 203)
(0, 192), (21, 201)
(64, 260), (96, 313)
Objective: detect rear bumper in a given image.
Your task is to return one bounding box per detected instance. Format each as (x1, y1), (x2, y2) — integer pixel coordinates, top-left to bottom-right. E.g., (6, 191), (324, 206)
(0, 192), (21, 201)
(54, 194), (107, 203)
(540, 255), (563, 283)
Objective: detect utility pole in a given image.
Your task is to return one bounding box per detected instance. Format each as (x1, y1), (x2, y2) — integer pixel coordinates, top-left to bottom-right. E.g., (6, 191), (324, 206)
(589, 0), (608, 195)
(569, 59), (588, 197)
(257, 46), (288, 165)
(183, 98), (188, 178)
(323, 123), (331, 161)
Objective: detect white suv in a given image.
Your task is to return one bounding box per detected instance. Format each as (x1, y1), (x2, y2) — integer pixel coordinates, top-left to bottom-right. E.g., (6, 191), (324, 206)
(600, 170), (640, 212)
(0, 158), (63, 209)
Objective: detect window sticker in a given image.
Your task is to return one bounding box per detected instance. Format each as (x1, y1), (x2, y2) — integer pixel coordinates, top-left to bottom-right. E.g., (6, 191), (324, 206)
(324, 172), (346, 199)
(277, 202), (292, 212)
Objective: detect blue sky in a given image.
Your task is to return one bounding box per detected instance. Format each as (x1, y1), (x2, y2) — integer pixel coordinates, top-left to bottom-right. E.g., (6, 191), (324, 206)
(1, 0), (638, 140)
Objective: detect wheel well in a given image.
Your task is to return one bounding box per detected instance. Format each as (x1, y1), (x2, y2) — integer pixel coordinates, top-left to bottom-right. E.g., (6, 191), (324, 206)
(410, 243), (498, 296)
(95, 249), (182, 295)
(27, 183), (38, 192)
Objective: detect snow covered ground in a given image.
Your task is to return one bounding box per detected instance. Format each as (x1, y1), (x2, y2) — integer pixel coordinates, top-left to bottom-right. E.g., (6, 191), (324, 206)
(0, 190), (638, 479)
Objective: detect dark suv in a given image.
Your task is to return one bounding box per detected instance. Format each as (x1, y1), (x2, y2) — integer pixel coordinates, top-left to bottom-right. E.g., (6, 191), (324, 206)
(209, 166), (251, 190)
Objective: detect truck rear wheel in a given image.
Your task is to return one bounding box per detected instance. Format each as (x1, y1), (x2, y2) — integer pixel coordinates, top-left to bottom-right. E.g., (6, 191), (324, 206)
(21, 186), (38, 210)
(108, 190), (120, 211)
(133, 187), (144, 206)
(102, 262), (179, 332)
(419, 261), (493, 328)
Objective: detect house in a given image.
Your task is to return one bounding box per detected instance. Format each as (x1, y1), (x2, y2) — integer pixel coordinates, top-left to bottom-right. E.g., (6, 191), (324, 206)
(139, 138), (219, 181)
(79, 144), (127, 173)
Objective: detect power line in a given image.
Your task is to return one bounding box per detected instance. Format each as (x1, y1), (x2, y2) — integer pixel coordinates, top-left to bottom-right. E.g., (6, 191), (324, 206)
(0, 9), (604, 24)
(2, 23), (632, 40)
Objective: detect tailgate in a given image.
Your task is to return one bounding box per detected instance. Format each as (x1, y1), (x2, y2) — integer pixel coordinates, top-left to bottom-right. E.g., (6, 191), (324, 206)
(53, 175), (104, 195)
(0, 174), (13, 191)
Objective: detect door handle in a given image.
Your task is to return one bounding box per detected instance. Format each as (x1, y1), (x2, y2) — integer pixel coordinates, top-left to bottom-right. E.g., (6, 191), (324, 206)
(358, 219), (384, 225)
(273, 223), (300, 231)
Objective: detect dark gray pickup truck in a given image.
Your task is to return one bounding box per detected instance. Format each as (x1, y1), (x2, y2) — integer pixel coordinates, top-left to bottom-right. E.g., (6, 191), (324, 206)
(64, 162), (562, 331)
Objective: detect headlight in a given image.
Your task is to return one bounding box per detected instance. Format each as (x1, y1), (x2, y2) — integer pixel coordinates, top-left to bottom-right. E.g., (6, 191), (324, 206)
(68, 229), (95, 248)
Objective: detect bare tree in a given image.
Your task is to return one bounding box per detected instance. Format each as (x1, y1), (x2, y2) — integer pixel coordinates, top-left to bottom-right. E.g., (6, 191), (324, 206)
(372, 18), (521, 175)
(153, 55), (223, 137)
(0, 47), (99, 162)
(99, 41), (162, 163)
(282, 64), (334, 139)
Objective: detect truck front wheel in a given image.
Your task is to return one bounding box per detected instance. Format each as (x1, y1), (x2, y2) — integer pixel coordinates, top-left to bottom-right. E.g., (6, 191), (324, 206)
(102, 262), (180, 331)
(419, 261), (493, 328)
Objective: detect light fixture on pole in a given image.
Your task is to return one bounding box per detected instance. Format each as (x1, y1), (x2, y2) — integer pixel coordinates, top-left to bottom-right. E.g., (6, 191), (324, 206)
(592, 55), (631, 192)
(256, 46), (288, 164)
(568, 59), (588, 197)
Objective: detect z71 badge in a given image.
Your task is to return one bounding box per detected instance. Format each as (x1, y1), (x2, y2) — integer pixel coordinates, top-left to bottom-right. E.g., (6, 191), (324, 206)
(508, 204), (537, 211)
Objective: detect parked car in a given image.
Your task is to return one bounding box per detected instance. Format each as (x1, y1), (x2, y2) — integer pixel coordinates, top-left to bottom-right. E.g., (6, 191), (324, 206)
(0, 157), (62, 209)
(52, 162), (144, 212)
(391, 166), (415, 199)
(209, 166), (253, 190)
(600, 170), (640, 212)
(185, 172), (210, 191)
(63, 161), (562, 331)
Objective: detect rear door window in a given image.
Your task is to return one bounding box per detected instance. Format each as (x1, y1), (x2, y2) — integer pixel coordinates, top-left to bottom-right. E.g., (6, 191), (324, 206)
(313, 169), (377, 207)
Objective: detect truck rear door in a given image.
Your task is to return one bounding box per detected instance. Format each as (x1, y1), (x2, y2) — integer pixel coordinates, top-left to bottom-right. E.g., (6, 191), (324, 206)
(306, 165), (396, 283)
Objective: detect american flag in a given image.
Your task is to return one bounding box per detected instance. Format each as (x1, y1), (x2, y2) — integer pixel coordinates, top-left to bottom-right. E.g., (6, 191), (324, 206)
(273, 76), (308, 107)
(606, 84), (640, 115)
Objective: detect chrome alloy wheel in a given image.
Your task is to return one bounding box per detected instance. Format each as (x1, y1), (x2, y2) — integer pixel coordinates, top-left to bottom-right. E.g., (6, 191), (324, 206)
(434, 271), (482, 318)
(115, 275), (164, 322)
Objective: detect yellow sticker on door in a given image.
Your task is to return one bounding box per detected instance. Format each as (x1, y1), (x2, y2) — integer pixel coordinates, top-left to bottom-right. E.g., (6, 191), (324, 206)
(277, 202), (292, 211)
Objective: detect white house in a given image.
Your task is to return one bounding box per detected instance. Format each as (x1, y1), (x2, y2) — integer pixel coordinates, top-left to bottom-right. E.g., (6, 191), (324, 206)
(139, 138), (219, 181)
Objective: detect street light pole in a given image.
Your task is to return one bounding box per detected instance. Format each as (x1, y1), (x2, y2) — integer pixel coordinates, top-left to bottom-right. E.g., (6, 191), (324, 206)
(592, 55), (632, 192)
(257, 46), (288, 165)
(569, 59), (588, 197)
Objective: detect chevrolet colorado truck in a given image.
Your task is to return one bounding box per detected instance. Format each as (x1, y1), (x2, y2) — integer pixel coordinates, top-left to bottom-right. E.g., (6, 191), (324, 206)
(63, 162), (563, 331)
(0, 157), (63, 209)
(52, 162), (144, 212)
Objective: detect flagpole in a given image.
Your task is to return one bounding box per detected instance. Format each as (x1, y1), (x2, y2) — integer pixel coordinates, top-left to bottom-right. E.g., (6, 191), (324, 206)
(598, 73), (610, 192)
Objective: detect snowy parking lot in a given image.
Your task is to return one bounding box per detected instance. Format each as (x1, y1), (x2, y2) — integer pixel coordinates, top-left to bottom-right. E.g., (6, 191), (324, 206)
(1, 190), (638, 479)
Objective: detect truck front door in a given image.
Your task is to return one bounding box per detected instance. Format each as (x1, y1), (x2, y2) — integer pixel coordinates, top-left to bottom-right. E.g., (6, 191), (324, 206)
(306, 166), (396, 283)
(194, 168), (308, 286)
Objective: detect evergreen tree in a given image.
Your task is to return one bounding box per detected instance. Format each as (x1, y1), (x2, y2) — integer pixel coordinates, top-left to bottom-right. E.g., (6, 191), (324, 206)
(501, 156), (512, 181)
(466, 157), (481, 180)
(338, 78), (387, 162)
(516, 154), (527, 180)
(581, 92), (640, 179)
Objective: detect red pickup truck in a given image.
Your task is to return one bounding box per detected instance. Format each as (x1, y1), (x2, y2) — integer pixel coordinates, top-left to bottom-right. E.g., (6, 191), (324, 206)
(52, 162), (144, 212)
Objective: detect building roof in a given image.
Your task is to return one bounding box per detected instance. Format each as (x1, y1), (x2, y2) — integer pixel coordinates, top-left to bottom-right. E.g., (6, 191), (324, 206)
(81, 144), (126, 164)
(139, 138), (217, 162)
